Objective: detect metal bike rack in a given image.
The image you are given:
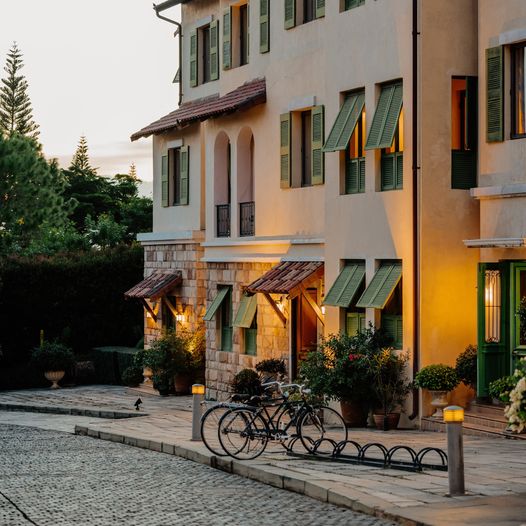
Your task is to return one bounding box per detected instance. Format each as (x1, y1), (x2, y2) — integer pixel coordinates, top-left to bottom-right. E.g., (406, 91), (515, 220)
(285, 437), (448, 473)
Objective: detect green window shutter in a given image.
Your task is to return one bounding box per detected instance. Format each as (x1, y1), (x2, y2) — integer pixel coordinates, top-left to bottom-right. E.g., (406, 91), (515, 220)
(315, 0), (325, 19)
(222, 327), (233, 352)
(280, 112), (291, 188)
(189, 30), (198, 87)
(244, 328), (257, 355)
(161, 155), (169, 207)
(486, 46), (504, 143)
(346, 312), (365, 336)
(203, 287), (230, 321)
(233, 294), (258, 328)
(323, 92), (365, 152)
(284, 0), (296, 29)
(311, 105), (325, 185)
(382, 314), (403, 349)
(381, 153), (395, 191)
(356, 262), (402, 309)
(345, 159), (359, 194)
(452, 150), (476, 190)
(345, 0), (365, 9)
(359, 157), (365, 192)
(395, 152), (403, 189)
(210, 20), (219, 81)
(324, 263), (365, 308)
(365, 83), (403, 150)
(260, 0), (270, 53)
(179, 145), (189, 205)
(223, 8), (232, 70)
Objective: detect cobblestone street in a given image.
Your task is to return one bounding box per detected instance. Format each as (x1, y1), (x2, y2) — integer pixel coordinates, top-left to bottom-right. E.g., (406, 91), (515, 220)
(0, 424), (394, 526)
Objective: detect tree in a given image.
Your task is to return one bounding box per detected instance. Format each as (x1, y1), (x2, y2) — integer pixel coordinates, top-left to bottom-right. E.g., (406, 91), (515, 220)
(129, 162), (137, 180)
(69, 136), (95, 175)
(0, 133), (68, 253)
(0, 43), (39, 140)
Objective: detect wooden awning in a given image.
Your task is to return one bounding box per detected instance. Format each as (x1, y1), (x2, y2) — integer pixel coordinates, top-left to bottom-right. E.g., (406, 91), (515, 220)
(246, 261), (324, 294)
(124, 270), (182, 301)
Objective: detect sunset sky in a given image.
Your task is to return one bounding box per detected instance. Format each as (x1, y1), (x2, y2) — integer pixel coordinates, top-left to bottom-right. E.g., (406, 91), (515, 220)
(0, 0), (182, 190)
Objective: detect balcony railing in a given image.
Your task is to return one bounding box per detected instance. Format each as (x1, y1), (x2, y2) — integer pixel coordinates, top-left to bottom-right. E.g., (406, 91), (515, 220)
(239, 201), (255, 237)
(216, 204), (231, 237)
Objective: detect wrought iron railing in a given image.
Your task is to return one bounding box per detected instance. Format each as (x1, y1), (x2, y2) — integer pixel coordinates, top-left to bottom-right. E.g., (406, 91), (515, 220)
(216, 204), (231, 238)
(239, 201), (255, 237)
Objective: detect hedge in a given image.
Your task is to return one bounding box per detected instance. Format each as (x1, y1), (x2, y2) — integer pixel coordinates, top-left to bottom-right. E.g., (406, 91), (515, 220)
(0, 245), (144, 370)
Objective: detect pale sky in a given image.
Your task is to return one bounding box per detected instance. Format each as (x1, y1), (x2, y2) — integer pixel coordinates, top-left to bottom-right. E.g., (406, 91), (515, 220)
(0, 0), (183, 190)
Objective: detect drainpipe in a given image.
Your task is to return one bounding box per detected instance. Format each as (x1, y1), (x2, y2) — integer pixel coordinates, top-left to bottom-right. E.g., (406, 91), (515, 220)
(153, 1), (184, 106)
(409, 0), (421, 420)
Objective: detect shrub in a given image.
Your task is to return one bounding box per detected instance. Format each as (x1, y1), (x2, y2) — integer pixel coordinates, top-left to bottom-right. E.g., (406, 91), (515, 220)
(255, 359), (287, 379)
(414, 364), (460, 392)
(31, 341), (75, 371)
(230, 369), (261, 396)
(489, 376), (516, 404)
(455, 345), (477, 388)
(121, 366), (144, 387)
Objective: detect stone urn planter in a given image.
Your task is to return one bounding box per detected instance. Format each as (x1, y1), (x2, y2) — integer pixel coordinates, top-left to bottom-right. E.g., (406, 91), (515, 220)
(44, 370), (65, 389)
(142, 367), (154, 385)
(429, 390), (449, 418)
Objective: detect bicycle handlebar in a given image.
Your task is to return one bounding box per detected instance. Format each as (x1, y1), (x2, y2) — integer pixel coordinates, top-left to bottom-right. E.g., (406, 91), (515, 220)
(261, 380), (310, 396)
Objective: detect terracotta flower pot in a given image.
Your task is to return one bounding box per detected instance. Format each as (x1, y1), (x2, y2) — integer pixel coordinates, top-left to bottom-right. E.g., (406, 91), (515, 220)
(340, 400), (368, 427)
(44, 370), (65, 389)
(373, 412), (400, 431)
(174, 373), (192, 395)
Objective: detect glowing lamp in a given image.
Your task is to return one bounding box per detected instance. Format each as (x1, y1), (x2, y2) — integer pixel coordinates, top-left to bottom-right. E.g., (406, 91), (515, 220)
(192, 384), (205, 395)
(443, 405), (464, 423)
(175, 313), (186, 323)
(321, 306), (326, 315)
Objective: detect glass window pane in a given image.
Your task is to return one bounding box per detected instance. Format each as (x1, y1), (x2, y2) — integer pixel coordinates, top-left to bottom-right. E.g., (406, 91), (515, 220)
(514, 46), (526, 136)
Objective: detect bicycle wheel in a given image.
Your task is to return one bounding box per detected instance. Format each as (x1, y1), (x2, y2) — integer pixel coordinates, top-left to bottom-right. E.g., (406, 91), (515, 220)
(218, 408), (269, 460)
(298, 406), (348, 455)
(275, 403), (301, 449)
(201, 404), (233, 456)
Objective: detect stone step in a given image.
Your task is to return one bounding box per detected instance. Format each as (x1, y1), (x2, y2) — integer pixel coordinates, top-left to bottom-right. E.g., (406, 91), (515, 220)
(421, 417), (526, 440)
(466, 402), (506, 420)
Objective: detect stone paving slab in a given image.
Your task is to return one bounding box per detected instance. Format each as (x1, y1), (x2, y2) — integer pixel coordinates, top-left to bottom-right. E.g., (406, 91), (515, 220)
(2, 386), (526, 526)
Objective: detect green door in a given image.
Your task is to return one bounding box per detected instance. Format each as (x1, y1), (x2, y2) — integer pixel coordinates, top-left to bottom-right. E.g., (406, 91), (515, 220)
(477, 262), (509, 397)
(511, 262), (526, 369)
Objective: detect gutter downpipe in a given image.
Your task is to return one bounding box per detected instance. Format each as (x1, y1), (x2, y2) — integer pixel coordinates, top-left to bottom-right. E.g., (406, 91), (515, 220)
(153, 2), (183, 106)
(409, 0), (421, 420)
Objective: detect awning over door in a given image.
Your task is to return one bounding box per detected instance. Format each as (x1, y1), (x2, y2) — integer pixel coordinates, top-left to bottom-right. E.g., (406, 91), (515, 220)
(233, 294), (257, 328)
(203, 287), (230, 321)
(124, 270), (182, 301)
(246, 261), (324, 294)
(356, 262), (402, 309)
(323, 263), (365, 308)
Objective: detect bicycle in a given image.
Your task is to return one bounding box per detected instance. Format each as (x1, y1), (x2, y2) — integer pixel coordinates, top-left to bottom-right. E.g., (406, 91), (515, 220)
(217, 383), (347, 460)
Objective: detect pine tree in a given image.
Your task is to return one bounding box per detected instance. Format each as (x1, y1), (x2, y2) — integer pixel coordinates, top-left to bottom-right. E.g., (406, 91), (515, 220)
(69, 136), (95, 174)
(0, 42), (39, 140)
(128, 162), (138, 180)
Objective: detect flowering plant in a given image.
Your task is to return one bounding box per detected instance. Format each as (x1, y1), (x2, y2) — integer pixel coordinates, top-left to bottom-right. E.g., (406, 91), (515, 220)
(414, 364), (459, 392)
(504, 358), (526, 433)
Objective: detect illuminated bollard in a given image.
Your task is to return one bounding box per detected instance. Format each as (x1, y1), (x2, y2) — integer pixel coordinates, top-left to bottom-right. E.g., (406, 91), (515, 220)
(191, 384), (205, 441)
(444, 405), (465, 496)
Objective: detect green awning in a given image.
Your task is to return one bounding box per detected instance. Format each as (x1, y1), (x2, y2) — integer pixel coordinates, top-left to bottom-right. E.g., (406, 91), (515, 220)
(233, 294), (257, 328)
(323, 263), (365, 308)
(323, 92), (365, 152)
(365, 83), (403, 150)
(203, 287), (230, 321)
(356, 262), (402, 309)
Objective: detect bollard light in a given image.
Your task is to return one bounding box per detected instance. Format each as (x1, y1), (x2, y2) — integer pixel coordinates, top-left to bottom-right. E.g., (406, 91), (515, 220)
(191, 384), (205, 441)
(443, 405), (464, 423)
(444, 405), (465, 496)
(192, 384), (205, 395)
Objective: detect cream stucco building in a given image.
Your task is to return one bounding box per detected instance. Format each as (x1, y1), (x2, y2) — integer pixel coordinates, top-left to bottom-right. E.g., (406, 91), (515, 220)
(129, 0), (526, 422)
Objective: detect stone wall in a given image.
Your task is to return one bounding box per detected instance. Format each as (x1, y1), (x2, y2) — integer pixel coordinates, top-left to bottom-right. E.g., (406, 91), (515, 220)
(204, 262), (289, 400)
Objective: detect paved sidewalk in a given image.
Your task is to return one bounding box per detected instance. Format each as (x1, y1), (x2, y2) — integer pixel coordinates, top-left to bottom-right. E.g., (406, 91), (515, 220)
(1, 386), (525, 525)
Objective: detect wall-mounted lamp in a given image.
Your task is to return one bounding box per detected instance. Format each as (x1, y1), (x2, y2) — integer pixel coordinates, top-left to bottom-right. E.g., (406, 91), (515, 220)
(276, 296), (285, 313)
(175, 313), (186, 323)
(321, 306), (326, 315)
(484, 270), (501, 343)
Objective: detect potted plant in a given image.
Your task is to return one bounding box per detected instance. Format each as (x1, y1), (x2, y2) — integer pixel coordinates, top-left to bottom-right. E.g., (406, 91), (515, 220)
(300, 327), (391, 427)
(31, 341), (75, 389)
(504, 358), (526, 434)
(255, 358), (287, 381)
(367, 349), (412, 430)
(455, 344), (477, 390)
(414, 364), (460, 418)
(488, 376), (517, 405)
(230, 368), (261, 395)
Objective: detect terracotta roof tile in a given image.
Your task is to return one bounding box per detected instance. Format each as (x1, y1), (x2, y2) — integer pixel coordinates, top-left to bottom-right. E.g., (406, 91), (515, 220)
(131, 78), (266, 141)
(246, 261), (324, 295)
(124, 270), (182, 300)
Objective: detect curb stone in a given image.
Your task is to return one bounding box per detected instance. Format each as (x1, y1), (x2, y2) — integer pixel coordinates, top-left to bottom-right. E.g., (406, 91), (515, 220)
(0, 402), (145, 419)
(74, 424), (418, 526)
